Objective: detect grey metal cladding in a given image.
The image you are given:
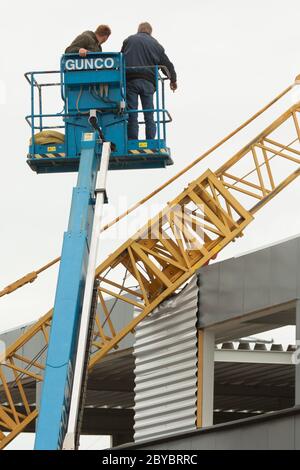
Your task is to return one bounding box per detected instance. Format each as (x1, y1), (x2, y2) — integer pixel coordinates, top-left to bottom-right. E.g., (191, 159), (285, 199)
(199, 235), (300, 327)
(131, 409), (300, 450)
(133, 276), (199, 442)
(243, 247), (271, 312)
(219, 256), (245, 315)
(198, 263), (220, 327)
(270, 237), (299, 304)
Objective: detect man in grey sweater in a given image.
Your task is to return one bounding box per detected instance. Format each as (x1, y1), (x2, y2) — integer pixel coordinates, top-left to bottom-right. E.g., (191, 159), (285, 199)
(65, 25), (111, 57)
(121, 22), (177, 140)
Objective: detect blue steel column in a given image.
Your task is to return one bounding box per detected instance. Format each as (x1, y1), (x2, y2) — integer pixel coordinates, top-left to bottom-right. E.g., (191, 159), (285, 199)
(35, 132), (100, 450)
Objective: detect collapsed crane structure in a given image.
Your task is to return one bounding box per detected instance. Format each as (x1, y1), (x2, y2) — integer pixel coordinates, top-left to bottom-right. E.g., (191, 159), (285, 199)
(1, 50), (300, 449)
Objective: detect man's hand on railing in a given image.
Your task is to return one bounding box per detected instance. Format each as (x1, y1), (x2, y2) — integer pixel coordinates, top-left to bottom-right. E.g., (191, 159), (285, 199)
(170, 81), (178, 92)
(79, 48), (88, 57)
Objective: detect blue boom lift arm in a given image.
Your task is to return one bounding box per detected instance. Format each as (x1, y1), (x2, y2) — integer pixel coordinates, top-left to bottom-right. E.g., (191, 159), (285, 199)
(34, 131), (105, 449)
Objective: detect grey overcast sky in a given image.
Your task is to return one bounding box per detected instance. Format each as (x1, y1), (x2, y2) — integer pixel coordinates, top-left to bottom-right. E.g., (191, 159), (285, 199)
(1, 0), (300, 450)
(2, 0), (300, 334)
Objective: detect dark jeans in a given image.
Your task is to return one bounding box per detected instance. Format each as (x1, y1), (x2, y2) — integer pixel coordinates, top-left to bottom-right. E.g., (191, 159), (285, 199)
(126, 78), (156, 140)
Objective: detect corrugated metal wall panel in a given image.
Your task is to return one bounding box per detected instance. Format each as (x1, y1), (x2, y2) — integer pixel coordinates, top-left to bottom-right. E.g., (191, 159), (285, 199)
(134, 276), (199, 442)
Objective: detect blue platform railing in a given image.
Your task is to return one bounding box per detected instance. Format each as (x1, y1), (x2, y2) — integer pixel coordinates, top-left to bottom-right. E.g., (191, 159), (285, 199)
(25, 62), (172, 157)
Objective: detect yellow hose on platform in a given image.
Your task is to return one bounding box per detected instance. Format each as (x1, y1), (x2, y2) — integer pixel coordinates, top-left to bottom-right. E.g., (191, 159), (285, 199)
(30, 130), (65, 145)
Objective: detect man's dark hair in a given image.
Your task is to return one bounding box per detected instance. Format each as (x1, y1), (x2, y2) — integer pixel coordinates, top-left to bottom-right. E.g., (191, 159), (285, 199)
(95, 24), (111, 37)
(138, 22), (152, 35)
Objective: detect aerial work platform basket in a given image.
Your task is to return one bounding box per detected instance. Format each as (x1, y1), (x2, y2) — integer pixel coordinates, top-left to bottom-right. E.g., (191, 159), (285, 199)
(25, 52), (173, 173)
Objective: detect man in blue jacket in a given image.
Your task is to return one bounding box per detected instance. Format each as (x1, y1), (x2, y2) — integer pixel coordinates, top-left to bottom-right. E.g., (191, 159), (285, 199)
(121, 22), (177, 140)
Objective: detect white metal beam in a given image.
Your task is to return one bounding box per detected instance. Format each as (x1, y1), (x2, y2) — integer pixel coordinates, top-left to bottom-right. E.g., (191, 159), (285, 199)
(215, 349), (293, 365)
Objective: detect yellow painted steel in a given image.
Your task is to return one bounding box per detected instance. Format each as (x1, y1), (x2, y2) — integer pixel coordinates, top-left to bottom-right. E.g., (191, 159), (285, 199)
(2, 98), (300, 449)
(33, 153), (66, 159)
(0, 259), (60, 298)
(128, 148), (168, 154)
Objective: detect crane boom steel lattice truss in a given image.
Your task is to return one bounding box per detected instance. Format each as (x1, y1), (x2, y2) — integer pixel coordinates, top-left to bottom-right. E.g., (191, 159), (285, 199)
(2, 102), (300, 449)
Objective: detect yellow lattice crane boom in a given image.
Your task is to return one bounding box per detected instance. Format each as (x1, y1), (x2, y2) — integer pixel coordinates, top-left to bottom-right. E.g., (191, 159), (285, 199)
(1, 91), (300, 449)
